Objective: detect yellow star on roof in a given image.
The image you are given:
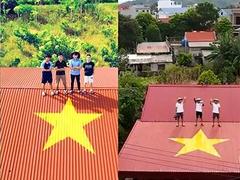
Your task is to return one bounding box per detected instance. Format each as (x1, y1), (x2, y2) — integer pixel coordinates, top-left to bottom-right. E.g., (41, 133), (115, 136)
(169, 129), (229, 157)
(35, 98), (102, 153)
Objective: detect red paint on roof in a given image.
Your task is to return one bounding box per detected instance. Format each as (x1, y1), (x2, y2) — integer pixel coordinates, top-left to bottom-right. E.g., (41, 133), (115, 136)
(0, 67), (118, 89)
(185, 31), (216, 42)
(1, 68), (118, 180)
(119, 121), (240, 178)
(141, 85), (240, 122)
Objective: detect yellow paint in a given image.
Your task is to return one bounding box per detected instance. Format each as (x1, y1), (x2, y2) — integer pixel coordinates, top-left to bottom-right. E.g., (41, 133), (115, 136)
(35, 98), (102, 153)
(169, 129), (229, 157)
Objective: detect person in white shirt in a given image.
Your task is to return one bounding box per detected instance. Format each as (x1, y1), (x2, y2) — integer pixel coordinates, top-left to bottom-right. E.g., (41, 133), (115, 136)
(175, 97), (186, 127)
(210, 98), (221, 127)
(194, 97), (204, 127)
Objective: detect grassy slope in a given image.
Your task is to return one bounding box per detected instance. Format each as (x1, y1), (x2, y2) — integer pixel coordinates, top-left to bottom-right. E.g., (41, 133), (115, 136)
(0, 3), (118, 67)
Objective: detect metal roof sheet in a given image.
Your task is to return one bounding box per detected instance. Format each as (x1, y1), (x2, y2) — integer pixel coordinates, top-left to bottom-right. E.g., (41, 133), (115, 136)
(141, 85), (240, 122)
(0, 67), (118, 89)
(185, 31), (216, 42)
(137, 42), (170, 54)
(119, 121), (240, 178)
(1, 68), (118, 180)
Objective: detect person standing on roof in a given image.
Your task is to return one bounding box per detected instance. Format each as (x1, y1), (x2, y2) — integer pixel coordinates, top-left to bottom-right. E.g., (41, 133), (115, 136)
(210, 98), (221, 127)
(175, 97), (186, 127)
(54, 53), (67, 95)
(83, 54), (95, 94)
(194, 97), (204, 126)
(41, 54), (54, 96)
(69, 51), (82, 94)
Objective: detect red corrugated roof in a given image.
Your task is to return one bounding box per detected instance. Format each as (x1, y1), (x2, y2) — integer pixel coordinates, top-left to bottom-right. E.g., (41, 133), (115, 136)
(1, 68), (118, 180)
(119, 85), (240, 179)
(185, 31), (216, 42)
(141, 85), (240, 122)
(0, 67), (118, 89)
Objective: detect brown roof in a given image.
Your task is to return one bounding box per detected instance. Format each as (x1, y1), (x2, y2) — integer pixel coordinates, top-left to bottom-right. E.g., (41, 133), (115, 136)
(137, 42), (170, 54)
(185, 31), (216, 42)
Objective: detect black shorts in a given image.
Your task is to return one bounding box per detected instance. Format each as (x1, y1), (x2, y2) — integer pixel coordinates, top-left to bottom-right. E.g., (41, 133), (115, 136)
(176, 112), (183, 119)
(42, 72), (53, 84)
(213, 113), (220, 119)
(196, 111), (202, 118)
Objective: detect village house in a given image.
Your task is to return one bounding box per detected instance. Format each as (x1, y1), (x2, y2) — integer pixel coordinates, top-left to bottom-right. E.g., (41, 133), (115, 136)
(119, 4), (152, 18)
(127, 42), (173, 73)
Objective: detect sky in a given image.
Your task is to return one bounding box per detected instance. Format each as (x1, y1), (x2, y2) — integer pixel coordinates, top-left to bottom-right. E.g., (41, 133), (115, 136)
(119, 0), (132, 4)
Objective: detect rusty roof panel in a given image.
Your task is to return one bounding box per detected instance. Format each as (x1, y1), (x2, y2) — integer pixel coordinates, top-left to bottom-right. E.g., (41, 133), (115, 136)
(141, 85), (240, 122)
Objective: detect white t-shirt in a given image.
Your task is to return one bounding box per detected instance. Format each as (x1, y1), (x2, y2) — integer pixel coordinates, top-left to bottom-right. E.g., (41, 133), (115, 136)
(212, 103), (220, 113)
(176, 102), (184, 113)
(195, 102), (203, 112)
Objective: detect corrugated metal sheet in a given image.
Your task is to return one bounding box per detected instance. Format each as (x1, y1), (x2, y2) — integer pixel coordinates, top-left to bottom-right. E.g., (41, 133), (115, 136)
(1, 68), (118, 180)
(185, 31), (216, 42)
(119, 85), (240, 179)
(119, 121), (240, 178)
(141, 85), (240, 122)
(0, 67), (118, 89)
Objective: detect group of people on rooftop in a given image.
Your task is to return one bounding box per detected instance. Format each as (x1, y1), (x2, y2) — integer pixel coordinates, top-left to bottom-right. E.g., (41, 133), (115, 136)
(175, 97), (221, 127)
(41, 52), (95, 96)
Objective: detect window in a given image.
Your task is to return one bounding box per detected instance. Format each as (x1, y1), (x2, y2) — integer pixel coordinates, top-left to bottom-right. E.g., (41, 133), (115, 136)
(236, 16), (240, 25)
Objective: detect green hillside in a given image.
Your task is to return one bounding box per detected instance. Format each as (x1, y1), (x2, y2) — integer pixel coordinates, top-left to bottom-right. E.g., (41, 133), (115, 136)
(0, 3), (118, 67)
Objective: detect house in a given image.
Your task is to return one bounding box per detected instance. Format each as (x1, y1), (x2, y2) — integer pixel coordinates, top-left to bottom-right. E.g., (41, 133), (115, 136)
(119, 85), (240, 180)
(127, 42), (173, 73)
(119, 4), (152, 18)
(1, 67), (118, 180)
(231, 8), (240, 36)
(183, 31), (216, 57)
(158, 0), (182, 10)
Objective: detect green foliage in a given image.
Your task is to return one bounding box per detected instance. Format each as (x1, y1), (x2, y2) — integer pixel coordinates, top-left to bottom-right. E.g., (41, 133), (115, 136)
(198, 70), (221, 84)
(38, 35), (75, 60)
(119, 14), (143, 52)
(208, 33), (240, 83)
(177, 52), (192, 67)
(158, 64), (202, 84)
(9, 58), (21, 67)
(14, 27), (40, 47)
(215, 17), (233, 36)
(61, 21), (86, 36)
(101, 41), (118, 67)
(145, 24), (161, 42)
(102, 27), (113, 38)
(81, 42), (96, 53)
(14, 4), (34, 20)
(0, 27), (7, 43)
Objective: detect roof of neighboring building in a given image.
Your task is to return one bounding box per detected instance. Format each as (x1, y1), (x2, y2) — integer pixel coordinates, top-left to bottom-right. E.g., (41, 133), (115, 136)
(188, 42), (213, 48)
(1, 68), (118, 180)
(128, 54), (173, 64)
(185, 31), (216, 42)
(137, 42), (171, 54)
(159, 7), (188, 16)
(119, 85), (240, 179)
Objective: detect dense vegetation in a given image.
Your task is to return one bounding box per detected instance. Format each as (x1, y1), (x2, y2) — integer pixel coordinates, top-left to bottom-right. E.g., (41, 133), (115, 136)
(0, 1), (118, 67)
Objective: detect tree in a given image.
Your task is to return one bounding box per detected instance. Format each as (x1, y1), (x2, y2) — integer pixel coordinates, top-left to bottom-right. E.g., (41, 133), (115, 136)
(119, 14), (143, 52)
(145, 24), (161, 42)
(215, 17), (233, 36)
(177, 52), (192, 67)
(136, 12), (158, 40)
(195, 2), (219, 30)
(198, 70), (220, 85)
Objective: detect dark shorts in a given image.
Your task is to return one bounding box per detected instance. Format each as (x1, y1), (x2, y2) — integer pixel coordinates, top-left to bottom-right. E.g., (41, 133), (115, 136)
(176, 112), (183, 119)
(196, 111), (202, 119)
(213, 113), (220, 119)
(42, 72), (52, 84)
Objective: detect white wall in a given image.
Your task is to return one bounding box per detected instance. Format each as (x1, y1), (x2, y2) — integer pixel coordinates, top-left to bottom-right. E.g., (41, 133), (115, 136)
(158, 0), (182, 10)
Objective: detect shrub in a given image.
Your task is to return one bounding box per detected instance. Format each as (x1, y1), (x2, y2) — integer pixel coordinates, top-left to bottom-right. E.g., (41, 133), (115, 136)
(14, 27), (40, 48)
(102, 28), (113, 38)
(14, 4), (34, 20)
(61, 22), (86, 36)
(0, 27), (7, 43)
(177, 52), (192, 67)
(9, 58), (20, 67)
(81, 42), (96, 53)
(198, 70), (221, 85)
